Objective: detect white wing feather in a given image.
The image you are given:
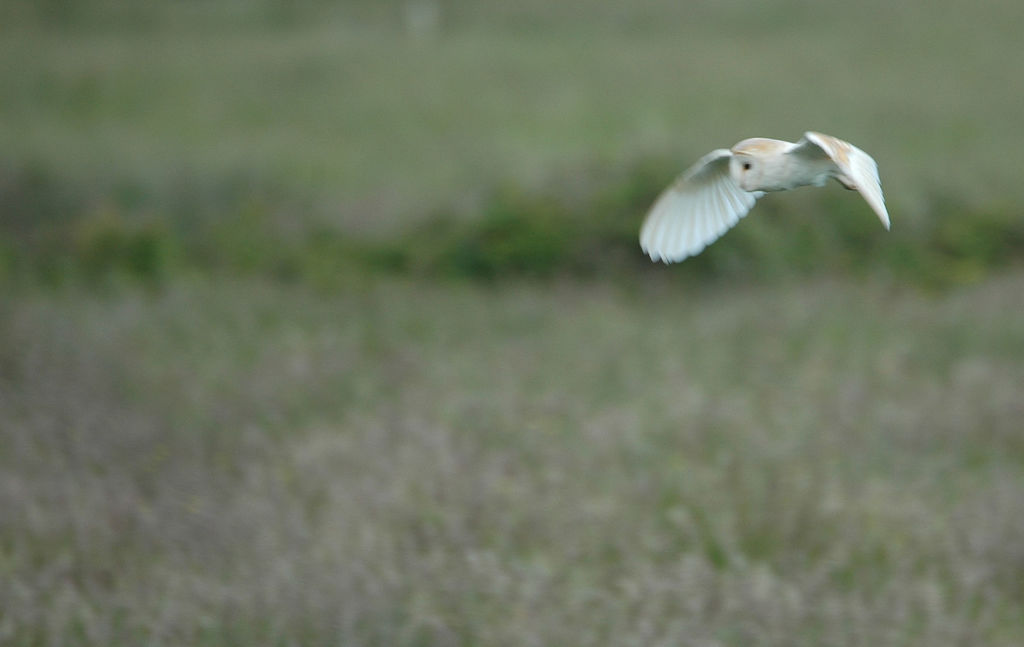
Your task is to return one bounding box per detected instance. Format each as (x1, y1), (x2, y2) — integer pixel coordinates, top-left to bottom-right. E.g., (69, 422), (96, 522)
(799, 132), (890, 230)
(639, 150), (759, 263)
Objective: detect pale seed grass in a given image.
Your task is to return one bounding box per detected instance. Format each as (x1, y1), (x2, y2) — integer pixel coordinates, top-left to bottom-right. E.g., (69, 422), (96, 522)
(1, 274), (1023, 645)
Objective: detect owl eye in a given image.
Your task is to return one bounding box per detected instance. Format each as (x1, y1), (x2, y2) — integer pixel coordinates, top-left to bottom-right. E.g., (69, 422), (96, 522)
(742, 162), (752, 171)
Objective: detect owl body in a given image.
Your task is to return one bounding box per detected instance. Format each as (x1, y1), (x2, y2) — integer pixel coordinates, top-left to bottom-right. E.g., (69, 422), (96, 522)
(729, 138), (835, 192)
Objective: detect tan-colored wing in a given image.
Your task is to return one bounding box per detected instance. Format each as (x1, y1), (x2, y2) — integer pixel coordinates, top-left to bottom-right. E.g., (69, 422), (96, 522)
(639, 149), (759, 263)
(794, 132), (890, 229)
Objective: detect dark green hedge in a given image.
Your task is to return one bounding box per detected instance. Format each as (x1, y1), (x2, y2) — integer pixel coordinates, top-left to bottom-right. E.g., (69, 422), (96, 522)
(2, 160), (1021, 289)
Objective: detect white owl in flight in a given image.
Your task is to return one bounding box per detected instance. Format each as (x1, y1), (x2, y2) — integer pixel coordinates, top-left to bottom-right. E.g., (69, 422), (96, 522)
(639, 131), (889, 263)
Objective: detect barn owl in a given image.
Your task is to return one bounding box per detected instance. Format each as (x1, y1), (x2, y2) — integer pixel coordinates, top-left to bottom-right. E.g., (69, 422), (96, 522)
(639, 131), (889, 263)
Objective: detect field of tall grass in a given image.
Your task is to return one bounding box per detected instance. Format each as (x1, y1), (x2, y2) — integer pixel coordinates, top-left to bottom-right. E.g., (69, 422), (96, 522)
(2, 1), (1024, 645)
(3, 276), (1024, 644)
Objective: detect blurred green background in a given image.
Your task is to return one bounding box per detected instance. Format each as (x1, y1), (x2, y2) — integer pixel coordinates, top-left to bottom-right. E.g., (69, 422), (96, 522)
(2, 1), (1023, 645)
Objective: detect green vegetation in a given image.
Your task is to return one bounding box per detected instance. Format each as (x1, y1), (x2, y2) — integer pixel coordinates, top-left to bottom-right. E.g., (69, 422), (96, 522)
(2, 1), (1024, 645)
(4, 159), (1023, 288)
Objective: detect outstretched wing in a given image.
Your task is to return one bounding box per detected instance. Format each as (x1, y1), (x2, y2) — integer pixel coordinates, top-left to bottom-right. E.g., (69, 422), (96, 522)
(639, 149), (760, 263)
(792, 132), (890, 229)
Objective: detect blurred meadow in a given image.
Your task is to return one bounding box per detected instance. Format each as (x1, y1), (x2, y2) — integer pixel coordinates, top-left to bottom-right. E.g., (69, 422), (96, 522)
(2, 1), (1024, 645)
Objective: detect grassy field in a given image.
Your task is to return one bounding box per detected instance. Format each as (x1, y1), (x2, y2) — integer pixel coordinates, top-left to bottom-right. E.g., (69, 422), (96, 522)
(3, 0), (1024, 231)
(3, 275), (1024, 645)
(3, 1), (1024, 645)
